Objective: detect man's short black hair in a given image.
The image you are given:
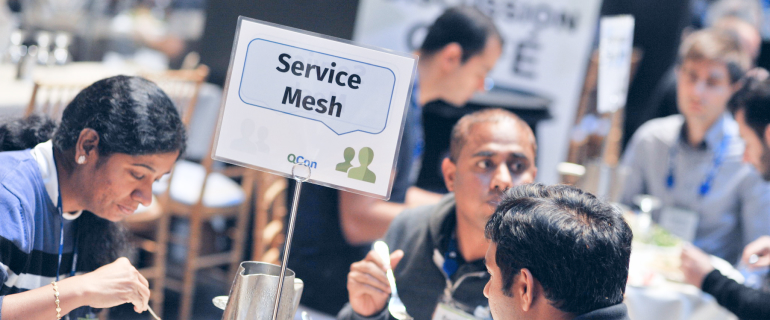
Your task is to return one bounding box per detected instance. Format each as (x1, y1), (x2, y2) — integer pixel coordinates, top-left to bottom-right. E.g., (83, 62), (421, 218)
(729, 75), (770, 140)
(485, 184), (632, 315)
(420, 6), (502, 63)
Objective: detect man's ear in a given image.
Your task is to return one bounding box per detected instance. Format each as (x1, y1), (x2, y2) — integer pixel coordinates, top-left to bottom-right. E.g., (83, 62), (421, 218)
(516, 268), (536, 312)
(437, 42), (463, 73)
(441, 157), (457, 192)
(75, 128), (100, 162)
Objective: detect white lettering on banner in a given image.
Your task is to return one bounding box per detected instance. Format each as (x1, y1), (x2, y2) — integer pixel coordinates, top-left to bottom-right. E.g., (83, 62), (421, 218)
(354, 0), (602, 184)
(213, 17), (417, 199)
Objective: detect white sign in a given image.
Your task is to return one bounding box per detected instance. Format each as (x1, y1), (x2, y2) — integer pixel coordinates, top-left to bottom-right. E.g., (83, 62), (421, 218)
(598, 15), (635, 114)
(213, 17), (418, 199)
(353, 0), (602, 184)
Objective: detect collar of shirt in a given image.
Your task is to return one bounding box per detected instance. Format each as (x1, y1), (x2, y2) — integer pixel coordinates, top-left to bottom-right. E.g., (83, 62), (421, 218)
(29, 140), (82, 220)
(428, 194), (486, 269)
(678, 112), (737, 152)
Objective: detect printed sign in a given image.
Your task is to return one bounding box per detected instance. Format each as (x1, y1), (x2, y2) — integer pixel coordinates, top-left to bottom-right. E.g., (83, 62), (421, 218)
(213, 17), (417, 199)
(598, 15), (635, 114)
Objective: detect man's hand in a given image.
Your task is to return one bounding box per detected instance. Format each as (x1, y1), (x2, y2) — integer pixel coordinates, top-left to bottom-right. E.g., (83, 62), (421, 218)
(347, 249), (404, 317)
(742, 236), (770, 269)
(680, 244), (715, 288)
(74, 257), (151, 313)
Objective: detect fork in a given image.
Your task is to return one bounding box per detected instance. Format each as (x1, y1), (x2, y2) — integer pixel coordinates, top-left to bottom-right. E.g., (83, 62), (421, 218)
(373, 241), (413, 320)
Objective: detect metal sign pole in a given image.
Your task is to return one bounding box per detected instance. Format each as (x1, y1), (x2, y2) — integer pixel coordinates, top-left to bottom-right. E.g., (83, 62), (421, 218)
(272, 164), (310, 320)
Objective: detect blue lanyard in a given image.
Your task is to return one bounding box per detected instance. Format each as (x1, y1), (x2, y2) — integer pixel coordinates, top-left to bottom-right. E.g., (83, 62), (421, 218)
(666, 135), (730, 197)
(442, 235), (459, 279)
(52, 153), (81, 320)
(52, 153), (79, 282)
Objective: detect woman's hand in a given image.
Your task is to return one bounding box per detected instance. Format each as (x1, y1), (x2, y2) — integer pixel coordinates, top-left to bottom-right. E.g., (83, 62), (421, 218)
(680, 243), (715, 288)
(69, 257), (150, 313)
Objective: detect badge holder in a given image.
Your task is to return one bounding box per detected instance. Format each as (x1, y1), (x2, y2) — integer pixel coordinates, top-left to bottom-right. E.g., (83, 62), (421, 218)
(271, 163), (311, 320)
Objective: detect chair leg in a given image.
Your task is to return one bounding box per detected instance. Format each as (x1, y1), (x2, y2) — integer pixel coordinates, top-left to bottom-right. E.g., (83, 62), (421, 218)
(180, 208), (204, 320)
(229, 194), (251, 281)
(152, 213), (171, 317)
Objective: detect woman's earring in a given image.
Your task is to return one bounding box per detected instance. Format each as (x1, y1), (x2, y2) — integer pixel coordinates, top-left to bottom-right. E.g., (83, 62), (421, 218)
(77, 156), (86, 164)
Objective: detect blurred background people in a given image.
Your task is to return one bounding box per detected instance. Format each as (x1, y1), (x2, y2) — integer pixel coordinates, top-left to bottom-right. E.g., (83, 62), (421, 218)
(484, 184), (632, 320)
(339, 109), (537, 320)
(679, 73), (770, 320)
(620, 28), (770, 264)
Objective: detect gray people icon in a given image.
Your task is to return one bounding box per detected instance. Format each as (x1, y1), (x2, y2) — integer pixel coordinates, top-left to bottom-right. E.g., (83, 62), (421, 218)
(336, 147), (355, 173)
(347, 147), (376, 183)
(230, 119), (258, 154)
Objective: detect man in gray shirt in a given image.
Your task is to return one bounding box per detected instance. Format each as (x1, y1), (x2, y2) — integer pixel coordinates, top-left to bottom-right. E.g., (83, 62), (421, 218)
(338, 109), (537, 320)
(621, 28), (770, 264)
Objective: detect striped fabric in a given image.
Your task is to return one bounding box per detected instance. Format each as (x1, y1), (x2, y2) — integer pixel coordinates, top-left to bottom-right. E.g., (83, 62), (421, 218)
(0, 143), (87, 319)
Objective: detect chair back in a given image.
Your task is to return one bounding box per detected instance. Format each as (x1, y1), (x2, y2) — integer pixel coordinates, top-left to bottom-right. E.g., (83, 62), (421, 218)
(251, 171), (288, 265)
(25, 81), (92, 119)
(142, 64), (209, 127)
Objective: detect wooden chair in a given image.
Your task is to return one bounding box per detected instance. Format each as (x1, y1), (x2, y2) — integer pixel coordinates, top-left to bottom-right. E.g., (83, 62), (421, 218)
(156, 135), (255, 320)
(561, 49), (642, 198)
(25, 81), (92, 118)
(251, 172), (289, 264)
(122, 196), (170, 316)
(142, 64), (210, 127)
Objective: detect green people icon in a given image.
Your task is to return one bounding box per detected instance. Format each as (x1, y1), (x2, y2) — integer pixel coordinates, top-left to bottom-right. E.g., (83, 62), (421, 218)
(336, 147), (355, 173)
(346, 147), (376, 183)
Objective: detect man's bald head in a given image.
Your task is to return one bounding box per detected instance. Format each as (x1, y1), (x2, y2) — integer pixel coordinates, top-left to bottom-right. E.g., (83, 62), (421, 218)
(449, 108), (536, 163)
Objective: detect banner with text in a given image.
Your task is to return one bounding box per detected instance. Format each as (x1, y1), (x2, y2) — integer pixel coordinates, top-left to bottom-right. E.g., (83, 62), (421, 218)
(213, 17), (417, 199)
(353, 0), (602, 184)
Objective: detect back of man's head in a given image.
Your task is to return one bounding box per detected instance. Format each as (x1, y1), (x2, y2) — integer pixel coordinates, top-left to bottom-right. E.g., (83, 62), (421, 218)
(678, 28), (752, 83)
(420, 6), (502, 62)
(730, 75), (770, 138)
(485, 183), (632, 316)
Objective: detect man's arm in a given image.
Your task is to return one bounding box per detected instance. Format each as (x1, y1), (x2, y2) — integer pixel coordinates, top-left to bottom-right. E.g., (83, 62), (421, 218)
(339, 186), (442, 245)
(405, 186), (443, 208)
(339, 192), (407, 245)
(701, 270), (770, 319)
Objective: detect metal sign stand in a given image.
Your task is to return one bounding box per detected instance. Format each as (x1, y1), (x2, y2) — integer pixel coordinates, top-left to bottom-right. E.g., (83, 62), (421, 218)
(272, 164), (311, 320)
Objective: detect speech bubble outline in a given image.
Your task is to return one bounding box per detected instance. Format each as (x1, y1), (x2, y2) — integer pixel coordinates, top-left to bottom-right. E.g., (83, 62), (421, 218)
(238, 38), (397, 135)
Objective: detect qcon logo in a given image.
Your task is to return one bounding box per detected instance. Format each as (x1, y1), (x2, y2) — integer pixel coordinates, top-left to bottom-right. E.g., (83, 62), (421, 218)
(287, 153), (317, 169)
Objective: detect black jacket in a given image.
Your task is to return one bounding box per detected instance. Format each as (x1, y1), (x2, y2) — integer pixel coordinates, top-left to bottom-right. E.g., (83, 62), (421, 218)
(574, 303), (631, 320)
(701, 269), (770, 320)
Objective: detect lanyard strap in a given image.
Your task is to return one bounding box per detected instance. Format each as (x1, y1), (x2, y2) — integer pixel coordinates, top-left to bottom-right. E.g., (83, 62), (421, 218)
(666, 135), (730, 197)
(442, 236), (459, 279)
(53, 153), (79, 282)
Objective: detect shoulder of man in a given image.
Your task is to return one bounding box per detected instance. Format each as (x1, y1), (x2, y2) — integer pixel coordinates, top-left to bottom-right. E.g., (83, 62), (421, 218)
(631, 115), (683, 145)
(385, 194), (454, 250)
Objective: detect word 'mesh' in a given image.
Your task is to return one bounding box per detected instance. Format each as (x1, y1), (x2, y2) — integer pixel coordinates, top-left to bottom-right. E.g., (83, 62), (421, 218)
(277, 53), (364, 118)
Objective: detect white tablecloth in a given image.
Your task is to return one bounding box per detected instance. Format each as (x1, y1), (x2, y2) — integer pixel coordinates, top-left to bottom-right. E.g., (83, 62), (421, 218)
(625, 284), (738, 320)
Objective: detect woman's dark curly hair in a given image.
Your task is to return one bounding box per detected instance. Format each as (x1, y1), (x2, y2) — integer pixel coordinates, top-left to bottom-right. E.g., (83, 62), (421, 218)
(0, 75), (187, 270)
